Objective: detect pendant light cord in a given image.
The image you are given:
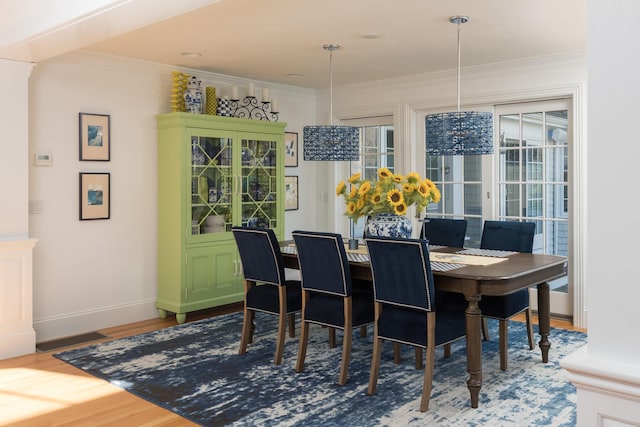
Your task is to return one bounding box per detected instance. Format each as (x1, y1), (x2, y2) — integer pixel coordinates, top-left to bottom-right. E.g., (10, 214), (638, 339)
(456, 18), (461, 113)
(329, 47), (334, 126)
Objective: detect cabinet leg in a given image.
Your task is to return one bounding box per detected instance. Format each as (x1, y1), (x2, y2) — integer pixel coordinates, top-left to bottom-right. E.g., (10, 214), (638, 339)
(158, 309), (167, 319)
(176, 313), (187, 324)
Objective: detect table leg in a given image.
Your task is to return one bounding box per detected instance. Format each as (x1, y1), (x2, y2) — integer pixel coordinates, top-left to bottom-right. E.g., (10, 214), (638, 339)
(464, 293), (482, 408)
(536, 282), (551, 363)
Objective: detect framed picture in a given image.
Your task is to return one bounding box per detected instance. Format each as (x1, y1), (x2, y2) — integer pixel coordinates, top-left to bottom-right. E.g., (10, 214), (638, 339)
(79, 172), (110, 220)
(284, 175), (298, 211)
(284, 132), (298, 167)
(79, 113), (110, 161)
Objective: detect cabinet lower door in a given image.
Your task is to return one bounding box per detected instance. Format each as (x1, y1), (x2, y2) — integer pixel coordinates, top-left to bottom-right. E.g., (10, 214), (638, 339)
(186, 245), (243, 310)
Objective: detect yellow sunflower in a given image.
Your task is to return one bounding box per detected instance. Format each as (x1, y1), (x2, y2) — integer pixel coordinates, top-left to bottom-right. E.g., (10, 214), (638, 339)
(402, 183), (414, 193)
(346, 201), (357, 215)
(392, 173), (404, 183)
(336, 181), (346, 196)
(430, 187), (441, 203)
(348, 173), (361, 184)
(356, 198), (365, 210)
(418, 180), (430, 197)
(378, 167), (392, 179)
(394, 202), (408, 215)
(372, 192), (383, 204)
(387, 189), (404, 206)
(349, 186), (357, 198)
(406, 172), (421, 184)
(358, 180), (371, 196)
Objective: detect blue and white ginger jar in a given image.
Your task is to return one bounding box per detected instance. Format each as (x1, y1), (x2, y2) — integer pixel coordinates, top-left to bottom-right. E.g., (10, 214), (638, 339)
(364, 213), (413, 239)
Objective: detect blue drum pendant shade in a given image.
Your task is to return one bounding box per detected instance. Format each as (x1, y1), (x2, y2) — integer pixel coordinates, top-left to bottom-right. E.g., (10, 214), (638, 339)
(303, 125), (359, 161)
(303, 44), (360, 161)
(425, 111), (493, 155)
(425, 16), (494, 156)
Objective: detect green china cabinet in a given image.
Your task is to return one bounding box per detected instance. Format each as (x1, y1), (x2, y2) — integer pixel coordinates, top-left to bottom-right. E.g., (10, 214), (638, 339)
(156, 112), (286, 323)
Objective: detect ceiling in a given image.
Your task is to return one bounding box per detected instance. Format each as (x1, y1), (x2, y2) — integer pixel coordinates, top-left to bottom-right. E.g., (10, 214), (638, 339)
(2, 0), (587, 89)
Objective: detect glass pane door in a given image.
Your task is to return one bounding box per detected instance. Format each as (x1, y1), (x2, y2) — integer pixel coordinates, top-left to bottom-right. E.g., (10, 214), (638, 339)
(496, 99), (571, 316)
(240, 137), (279, 229)
(190, 134), (233, 237)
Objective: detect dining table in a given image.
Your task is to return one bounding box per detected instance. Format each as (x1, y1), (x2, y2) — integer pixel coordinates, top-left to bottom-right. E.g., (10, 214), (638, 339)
(279, 241), (567, 409)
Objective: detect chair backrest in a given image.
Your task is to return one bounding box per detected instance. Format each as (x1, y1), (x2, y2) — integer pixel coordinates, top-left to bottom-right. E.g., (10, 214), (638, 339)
(232, 226), (285, 286)
(366, 236), (435, 312)
(480, 220), (535, 253)
(419, 218), (468, 247)
(291, 230), (351, 297)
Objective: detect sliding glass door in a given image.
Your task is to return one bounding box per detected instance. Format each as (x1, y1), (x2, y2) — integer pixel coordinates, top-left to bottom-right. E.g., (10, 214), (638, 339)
(424, 98), (572, 317)
(495, 99), (571, 317)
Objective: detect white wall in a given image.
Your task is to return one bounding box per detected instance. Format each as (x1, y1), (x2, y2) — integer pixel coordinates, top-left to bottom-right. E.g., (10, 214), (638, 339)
(561, 1), (640, 425)
(28, 51), (316, 341)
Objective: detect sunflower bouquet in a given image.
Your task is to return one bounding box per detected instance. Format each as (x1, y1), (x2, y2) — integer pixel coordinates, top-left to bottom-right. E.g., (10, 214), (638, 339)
(336, 167), (441, 223)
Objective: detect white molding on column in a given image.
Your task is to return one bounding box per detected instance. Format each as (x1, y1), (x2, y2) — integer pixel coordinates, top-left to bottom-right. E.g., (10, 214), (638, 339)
(0, 238), (37, 359)
(562, 346), (640, 426)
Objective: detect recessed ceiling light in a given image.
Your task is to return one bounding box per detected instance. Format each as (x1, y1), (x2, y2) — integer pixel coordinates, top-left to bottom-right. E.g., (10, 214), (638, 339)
(181, 52), (201, 58)
(362, 33), (381, 39)
(286, 73), (304, 78)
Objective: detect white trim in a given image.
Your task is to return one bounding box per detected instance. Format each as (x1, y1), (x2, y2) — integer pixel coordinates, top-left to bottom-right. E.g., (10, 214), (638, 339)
(33, 298), (157, 343)
(562, 346), (640, 426)
(0, 239), (37, 359)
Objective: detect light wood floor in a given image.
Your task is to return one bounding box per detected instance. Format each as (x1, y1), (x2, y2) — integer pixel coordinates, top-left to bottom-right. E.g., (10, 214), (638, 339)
(0, 305), (585, 427)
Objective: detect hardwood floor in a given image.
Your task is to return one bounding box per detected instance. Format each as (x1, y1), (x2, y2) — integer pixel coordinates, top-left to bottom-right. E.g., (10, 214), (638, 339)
(0, 305), (585, 426)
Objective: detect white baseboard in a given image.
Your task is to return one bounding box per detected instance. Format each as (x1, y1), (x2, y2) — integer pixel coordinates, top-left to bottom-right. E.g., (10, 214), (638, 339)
(34, 299), (159, 343)
(0, 329), (36, 359)
(561, 346), (640, 426)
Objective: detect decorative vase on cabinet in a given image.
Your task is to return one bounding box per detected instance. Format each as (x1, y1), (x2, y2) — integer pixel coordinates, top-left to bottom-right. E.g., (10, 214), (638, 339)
(156, 112), (286, 323)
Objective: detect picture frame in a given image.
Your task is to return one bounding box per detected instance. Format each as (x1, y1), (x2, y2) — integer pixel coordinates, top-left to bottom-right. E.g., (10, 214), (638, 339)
(79, 172), (110, 220)
(79, 113), (110, 161)
(284, 131), (298, 167)
(284, 175), (298, 211)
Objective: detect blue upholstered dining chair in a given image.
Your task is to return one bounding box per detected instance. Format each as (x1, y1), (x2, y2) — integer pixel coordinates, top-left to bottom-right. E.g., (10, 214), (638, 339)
(479, 220), (536, 371)
(291, 230), (375, 386)
(419, 218), (468, 248)
(366, 236), (466, 412)
(232, 226), (302, 365)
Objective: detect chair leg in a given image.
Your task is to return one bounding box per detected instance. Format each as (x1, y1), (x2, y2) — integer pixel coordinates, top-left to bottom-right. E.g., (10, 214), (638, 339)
(367, 337), (383, 395)
(328, 327), (337, 348)
(360, 325), (367, 338)
(499, 319), (509, 371)
(421, 312), (436, 412)
(239, 308), (254, 355)
(393, 342), (402, 364)
(338, 324), (352, 386)
(288, 313), (295, 338)
(482, 316), (490, 341)
(525, 307), (535, 350)
(295, 320), (310, 373)
(414, 347), (423, 370)
(338, 298), (353, 386)
(443, 343), (451, 358)
(274, 312), (287, 365)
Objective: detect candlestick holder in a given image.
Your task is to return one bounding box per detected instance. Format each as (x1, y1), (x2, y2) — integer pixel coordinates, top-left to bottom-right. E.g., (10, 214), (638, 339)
(230, 96), (279, 121)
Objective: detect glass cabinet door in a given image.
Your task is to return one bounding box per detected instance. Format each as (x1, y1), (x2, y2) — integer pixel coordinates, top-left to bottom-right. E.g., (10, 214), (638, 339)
(190, 133), (234, 236)
(240, 137), (279, 229)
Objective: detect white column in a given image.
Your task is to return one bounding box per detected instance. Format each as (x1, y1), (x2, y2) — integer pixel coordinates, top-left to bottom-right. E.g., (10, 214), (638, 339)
(0, 59), (37, 359)
(561, 1), (640, 425)
(0, 240), (37, 359)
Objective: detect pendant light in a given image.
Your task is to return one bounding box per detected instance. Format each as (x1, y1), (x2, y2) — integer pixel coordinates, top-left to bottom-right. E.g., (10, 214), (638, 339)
(425, 16), (493, 156)
(303, 44), (359, 161)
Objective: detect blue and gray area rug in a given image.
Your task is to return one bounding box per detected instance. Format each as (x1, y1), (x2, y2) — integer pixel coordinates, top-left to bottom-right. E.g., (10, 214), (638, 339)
(55, 312), (586, 426)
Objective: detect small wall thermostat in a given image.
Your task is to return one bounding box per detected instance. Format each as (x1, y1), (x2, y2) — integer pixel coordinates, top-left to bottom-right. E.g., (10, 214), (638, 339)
(34, 152), (52, 166)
